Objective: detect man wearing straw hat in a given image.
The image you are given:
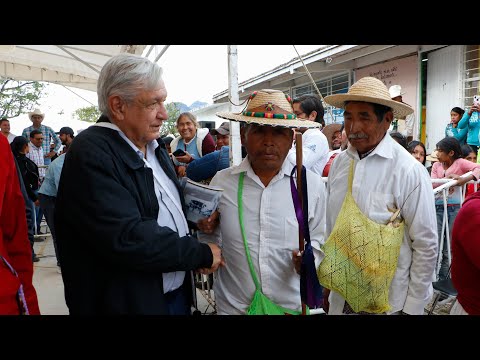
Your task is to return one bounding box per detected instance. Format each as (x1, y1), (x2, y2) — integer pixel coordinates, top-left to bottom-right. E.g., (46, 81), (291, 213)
(197, 89), (327, 315)
(318, 77), (438, 315)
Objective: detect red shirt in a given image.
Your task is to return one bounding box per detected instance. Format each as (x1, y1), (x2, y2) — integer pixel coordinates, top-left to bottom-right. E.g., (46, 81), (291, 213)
(0, 135), (40, 315)
(451, 191), (480, 315)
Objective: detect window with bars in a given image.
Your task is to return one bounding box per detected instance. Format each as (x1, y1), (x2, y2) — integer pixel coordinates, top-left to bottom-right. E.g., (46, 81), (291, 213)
(292, 72), (350, 125)
(463, 45), (480, 108)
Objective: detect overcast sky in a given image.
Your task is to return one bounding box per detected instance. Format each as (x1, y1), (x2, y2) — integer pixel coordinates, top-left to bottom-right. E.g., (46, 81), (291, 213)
(9, 45), (322, 135)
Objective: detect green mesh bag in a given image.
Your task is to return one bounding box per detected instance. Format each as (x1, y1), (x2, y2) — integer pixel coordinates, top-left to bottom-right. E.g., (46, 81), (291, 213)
(247, 289), (304, 315)
(317, 161), (404, 314)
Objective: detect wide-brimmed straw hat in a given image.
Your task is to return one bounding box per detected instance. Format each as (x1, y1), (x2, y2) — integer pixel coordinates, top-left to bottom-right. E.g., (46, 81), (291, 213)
(324, 77), (413, 118)
(426, 150), (439, 162)
(216, 89), (320, 129)
(322, 123), (342, 149)
(28, 108), (45, 121)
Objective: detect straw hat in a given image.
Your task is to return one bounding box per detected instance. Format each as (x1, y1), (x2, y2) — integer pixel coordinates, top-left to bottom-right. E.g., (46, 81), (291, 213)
(216, 89), (320, 129)
(28, 108), (45, 121)
(322, 123), (342, 149)
(324, 77), (413, 118)
(426, 150), (439, 162)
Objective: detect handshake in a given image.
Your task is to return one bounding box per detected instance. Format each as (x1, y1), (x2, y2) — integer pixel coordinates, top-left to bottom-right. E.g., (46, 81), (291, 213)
(197, 243), (225, 275)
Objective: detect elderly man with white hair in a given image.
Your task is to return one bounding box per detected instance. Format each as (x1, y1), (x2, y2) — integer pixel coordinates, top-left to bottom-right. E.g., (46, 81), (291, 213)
(54, 53), (223, 315)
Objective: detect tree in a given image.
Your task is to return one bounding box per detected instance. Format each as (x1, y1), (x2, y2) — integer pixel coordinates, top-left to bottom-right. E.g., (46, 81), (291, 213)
(73, 105), (102, 123)
(0, 78), (47, 118)
(161, 102), (181, 137)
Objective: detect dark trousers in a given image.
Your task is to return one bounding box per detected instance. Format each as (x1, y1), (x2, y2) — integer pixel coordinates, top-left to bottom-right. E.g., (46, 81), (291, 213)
(164, 286), (191, 315)
(38, 193), (59, 266)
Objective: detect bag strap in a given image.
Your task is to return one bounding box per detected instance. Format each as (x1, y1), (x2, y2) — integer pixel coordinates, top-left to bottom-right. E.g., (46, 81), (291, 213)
(237, 172), (262, 291)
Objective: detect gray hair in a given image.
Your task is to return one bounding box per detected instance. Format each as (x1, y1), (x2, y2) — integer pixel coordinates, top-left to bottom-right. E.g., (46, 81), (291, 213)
(176, 112), (198, 129)
(97, 53), (164, 119)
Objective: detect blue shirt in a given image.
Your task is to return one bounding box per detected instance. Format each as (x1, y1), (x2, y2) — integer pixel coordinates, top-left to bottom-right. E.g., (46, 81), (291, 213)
(38, 154), (65, 196)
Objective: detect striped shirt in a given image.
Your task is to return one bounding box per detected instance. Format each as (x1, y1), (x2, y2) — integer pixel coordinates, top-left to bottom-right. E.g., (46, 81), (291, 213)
(27, 142), (46, 179)
(22, 124), (61, 155)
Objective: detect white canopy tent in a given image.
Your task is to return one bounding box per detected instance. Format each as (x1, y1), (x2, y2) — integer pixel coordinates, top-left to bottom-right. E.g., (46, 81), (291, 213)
(0, 45), (146, 91)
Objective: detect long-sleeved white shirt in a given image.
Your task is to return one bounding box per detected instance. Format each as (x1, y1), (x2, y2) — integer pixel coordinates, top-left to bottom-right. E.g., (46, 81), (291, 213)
(287, 129), (329, 176)
(199, 157), (326, 315)
(326, 133), (438, 315)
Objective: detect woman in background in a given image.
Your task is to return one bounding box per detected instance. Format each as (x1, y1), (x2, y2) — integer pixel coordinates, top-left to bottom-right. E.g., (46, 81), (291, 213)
(445, 107), (467, 146)
(170, 112), (215, 178)
(407, 140), (426, 166)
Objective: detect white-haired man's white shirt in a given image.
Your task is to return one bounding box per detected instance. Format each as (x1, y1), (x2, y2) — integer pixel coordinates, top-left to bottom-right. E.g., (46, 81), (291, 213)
(326, 133), (438, 315)
(287, 129), (329, 176)
(198, 156), (327, 315)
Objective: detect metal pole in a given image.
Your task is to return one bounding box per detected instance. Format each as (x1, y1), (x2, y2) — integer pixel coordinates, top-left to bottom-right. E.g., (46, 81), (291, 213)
(228, 45), (242, 166)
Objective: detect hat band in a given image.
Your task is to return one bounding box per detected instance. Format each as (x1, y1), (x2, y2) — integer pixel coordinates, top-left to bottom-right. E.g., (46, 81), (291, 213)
(242, 111), (297, 120)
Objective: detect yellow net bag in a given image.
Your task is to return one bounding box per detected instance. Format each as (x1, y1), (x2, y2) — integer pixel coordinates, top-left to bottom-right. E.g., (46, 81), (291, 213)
(317, 160), (404, 313)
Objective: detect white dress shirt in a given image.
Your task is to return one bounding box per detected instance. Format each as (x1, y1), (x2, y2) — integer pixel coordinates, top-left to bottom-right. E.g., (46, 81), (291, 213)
(92, 122), (188, 294)
(326, 133), (438, 315)
(7, 132), (16, 144)
(287, 129), (329, 176)
(199, 156), (326, 315)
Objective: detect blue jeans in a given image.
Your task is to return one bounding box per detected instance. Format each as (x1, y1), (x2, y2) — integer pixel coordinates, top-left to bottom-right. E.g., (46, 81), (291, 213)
(186, 146), (230, 182)
(435, 204), (460, 280)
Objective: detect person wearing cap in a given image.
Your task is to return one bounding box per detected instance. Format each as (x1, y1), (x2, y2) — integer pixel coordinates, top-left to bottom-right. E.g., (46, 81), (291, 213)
(211, 121), (230, 150)
(56, 126), (75, 155)
(197, 89), (327, 315)
(286, 94), (330, 176)
(318, 77), (437, 315)
(388, 84), (416, 143)
(21, 108), (61, 166)
(38, 130), (74, 272)
(54, 53), (223, 315)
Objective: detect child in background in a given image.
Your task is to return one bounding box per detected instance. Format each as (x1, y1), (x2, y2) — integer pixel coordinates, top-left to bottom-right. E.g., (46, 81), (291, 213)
(445, 107), (467, 145)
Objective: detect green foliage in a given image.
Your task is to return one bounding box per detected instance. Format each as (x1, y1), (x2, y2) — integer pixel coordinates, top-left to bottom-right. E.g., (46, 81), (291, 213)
(73, 105), (102, 123)
(0, 78), (47, 118)
(161, 102), (181, 137)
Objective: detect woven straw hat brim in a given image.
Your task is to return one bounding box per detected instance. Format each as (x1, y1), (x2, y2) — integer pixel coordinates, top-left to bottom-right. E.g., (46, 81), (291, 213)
(216, 112), (320, 129)
(322, 123), (342, 148)
(324, 94), (413, 119)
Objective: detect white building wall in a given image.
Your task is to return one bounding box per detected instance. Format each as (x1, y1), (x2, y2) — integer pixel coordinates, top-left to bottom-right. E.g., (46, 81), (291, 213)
(425, 45), (463, 153)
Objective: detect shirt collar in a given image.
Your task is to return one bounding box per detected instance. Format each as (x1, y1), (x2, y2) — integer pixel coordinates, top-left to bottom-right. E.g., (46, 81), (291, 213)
(92, 121), (158, 160)
(231, 155), (296, 179)
(346, 132), (394, 161)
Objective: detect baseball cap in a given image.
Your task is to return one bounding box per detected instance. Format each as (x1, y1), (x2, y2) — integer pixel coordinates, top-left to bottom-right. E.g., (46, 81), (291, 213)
(210, 121), (230, 136)
(56, 127), (75, 137)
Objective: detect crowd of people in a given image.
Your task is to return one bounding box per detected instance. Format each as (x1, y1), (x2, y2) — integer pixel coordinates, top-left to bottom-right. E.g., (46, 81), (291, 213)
(1, 53), (478, 316)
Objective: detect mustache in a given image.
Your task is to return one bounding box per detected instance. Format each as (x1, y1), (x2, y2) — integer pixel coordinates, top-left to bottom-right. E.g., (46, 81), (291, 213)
(348, 133), (368, 140)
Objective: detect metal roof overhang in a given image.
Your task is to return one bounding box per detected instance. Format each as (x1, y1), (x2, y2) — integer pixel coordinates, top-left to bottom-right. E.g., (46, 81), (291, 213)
(0, 45), (146, 91)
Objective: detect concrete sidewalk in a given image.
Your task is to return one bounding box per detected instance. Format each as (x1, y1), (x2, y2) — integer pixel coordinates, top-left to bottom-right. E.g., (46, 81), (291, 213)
(32, 232), (68, 315)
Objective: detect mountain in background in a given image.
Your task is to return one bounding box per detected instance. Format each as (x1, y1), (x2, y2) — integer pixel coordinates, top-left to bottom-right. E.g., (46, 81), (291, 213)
(173, 101), (209, 113)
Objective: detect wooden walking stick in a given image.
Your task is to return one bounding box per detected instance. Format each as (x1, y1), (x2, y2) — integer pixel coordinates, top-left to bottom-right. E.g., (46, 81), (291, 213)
(295, 131), (307, 315)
